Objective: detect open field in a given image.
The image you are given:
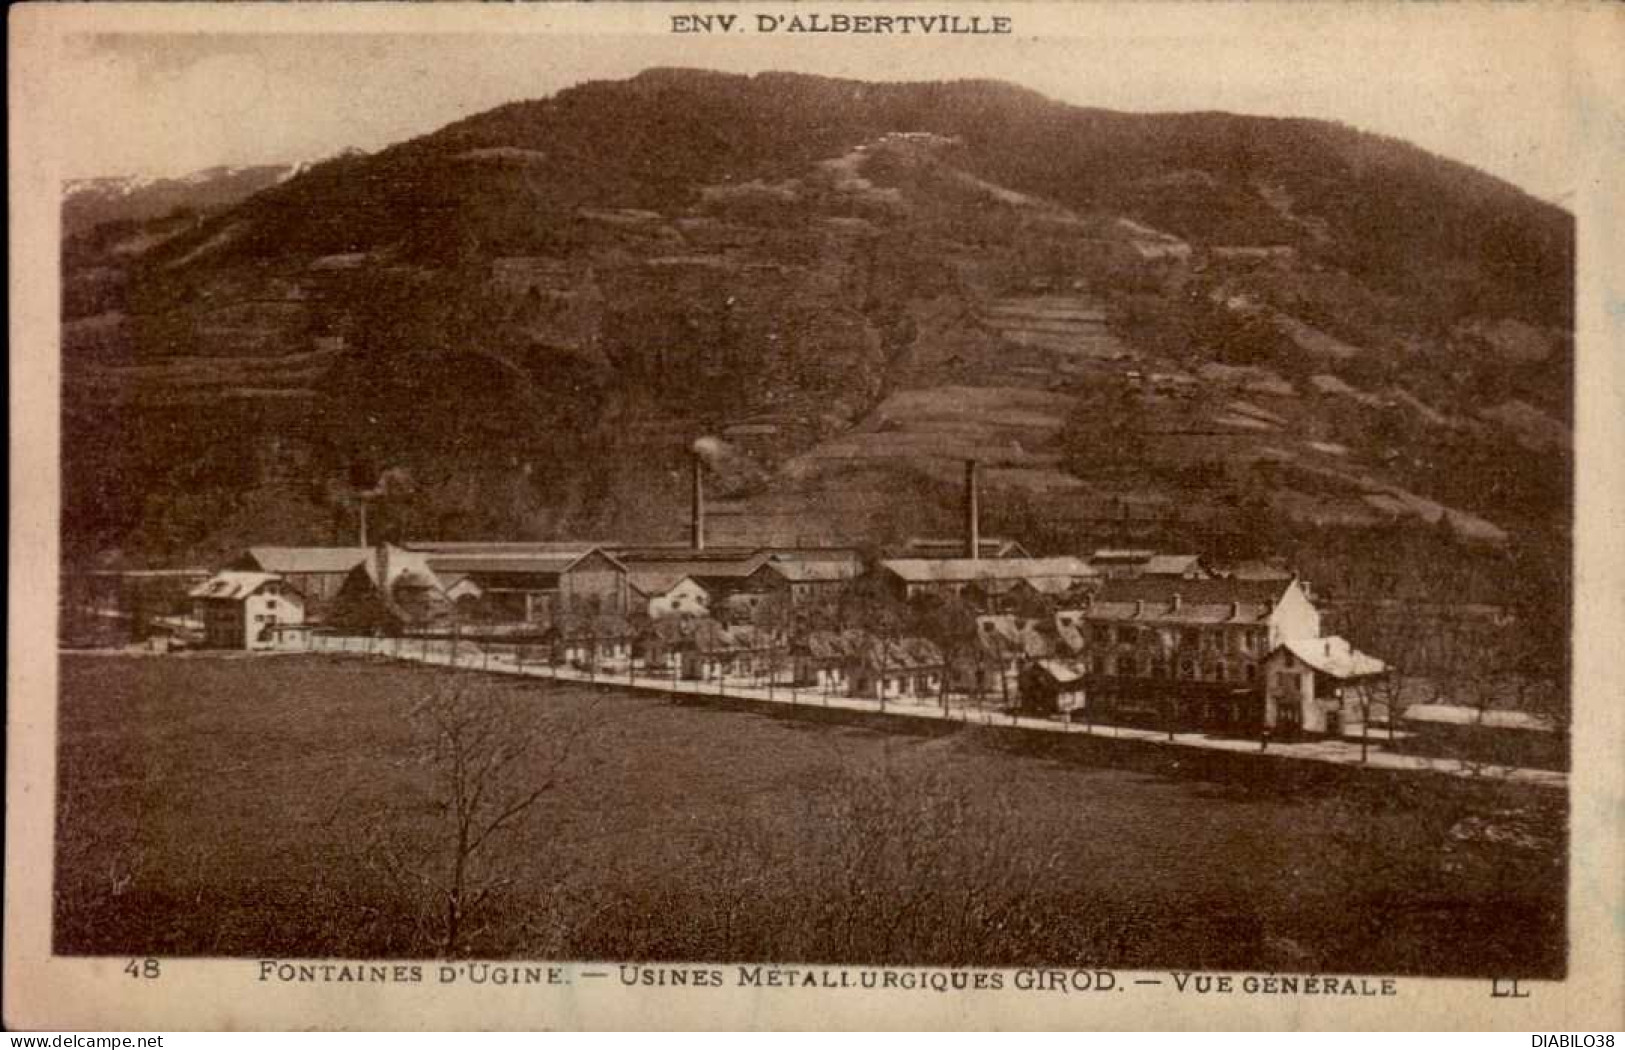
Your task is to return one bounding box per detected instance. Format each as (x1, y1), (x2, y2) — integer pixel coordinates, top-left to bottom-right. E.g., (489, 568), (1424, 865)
(55, 655), (1564, 974)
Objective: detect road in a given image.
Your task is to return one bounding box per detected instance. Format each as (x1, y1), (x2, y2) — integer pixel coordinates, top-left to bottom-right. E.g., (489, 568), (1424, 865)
(298, 632), (1568, 790)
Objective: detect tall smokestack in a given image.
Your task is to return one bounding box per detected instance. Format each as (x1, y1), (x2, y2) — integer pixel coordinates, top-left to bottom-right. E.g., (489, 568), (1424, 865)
(691, 451), (706, 551)
(964, 459), (980, 561)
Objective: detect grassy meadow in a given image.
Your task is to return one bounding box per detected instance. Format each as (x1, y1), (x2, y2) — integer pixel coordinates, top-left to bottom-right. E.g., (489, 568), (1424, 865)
(54, 654), (1565, 975)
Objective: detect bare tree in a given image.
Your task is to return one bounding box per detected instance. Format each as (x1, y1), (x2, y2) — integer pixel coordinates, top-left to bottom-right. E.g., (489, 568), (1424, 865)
(1337, 601), (1423, 763)
(365, 675), (602, 955)
(910, 591), (979, 713)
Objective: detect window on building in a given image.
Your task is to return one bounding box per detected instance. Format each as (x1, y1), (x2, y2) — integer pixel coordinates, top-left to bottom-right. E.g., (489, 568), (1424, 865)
(1180, 628), (1200, 650)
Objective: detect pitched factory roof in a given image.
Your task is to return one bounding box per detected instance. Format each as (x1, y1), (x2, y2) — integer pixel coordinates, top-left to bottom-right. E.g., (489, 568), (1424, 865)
(1090, 548), (1156, 563)
(1011, 575), (1079, 595)
(615, 546), (768, 564)
(429, 555), (579, 577)
(243, 546), (370, 575)
(765, 560), (861, 583)
(1142, 554), (1204, 576)
(426, 547), (627, 579)
(406, 541), (616, 556)
(1217, 559), (1296, 581)
(619, 553), (773, 580)
(882, 557), (1096, 584)
(901, 537), (1032, 559)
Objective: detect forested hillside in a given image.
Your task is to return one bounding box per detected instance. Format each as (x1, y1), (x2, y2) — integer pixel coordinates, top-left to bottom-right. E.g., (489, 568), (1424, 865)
(61, 69), (1571, 610)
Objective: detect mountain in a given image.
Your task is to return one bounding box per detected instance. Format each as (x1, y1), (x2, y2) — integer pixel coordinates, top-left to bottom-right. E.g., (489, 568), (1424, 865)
(60, 69), (1571, 602)
(62, 163), (306, 237)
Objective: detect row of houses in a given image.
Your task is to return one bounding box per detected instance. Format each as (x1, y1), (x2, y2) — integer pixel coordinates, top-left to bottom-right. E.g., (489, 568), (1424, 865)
(187, 543), (1379, 735)
(184, 540), (1286, 650)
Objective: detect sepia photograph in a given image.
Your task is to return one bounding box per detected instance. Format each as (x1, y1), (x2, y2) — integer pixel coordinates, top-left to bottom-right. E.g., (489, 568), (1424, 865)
(8, 1), (1624, 1032)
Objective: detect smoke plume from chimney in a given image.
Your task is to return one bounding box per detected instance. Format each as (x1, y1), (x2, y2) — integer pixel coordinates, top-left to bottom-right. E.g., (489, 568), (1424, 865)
(690, 444), (707, 551)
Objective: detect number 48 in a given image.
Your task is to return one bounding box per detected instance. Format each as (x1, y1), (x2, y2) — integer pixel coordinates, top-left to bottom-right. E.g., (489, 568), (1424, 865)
(124, 958), (160, 979)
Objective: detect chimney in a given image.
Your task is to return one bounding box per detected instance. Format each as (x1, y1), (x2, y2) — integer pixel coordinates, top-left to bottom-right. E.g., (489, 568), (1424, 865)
(1133, 599), (1144, 617)
(691, 451), (706, 551)
(964, 459), (981, 560)
(1230, 600), (1241, 620)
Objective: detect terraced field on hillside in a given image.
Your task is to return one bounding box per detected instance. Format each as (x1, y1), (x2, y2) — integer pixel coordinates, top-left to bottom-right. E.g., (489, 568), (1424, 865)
(978, 295), (1127, 360)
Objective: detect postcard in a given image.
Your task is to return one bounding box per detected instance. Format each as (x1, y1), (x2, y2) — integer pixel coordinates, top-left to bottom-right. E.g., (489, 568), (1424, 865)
(8, 0), (1623, 1031)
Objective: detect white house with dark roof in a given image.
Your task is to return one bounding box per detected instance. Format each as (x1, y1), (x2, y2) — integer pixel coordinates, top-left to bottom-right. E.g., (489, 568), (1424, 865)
(228, 547), (369, 619)
(188, 571), (305, 650)
(1263, 636), (1388, 734)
